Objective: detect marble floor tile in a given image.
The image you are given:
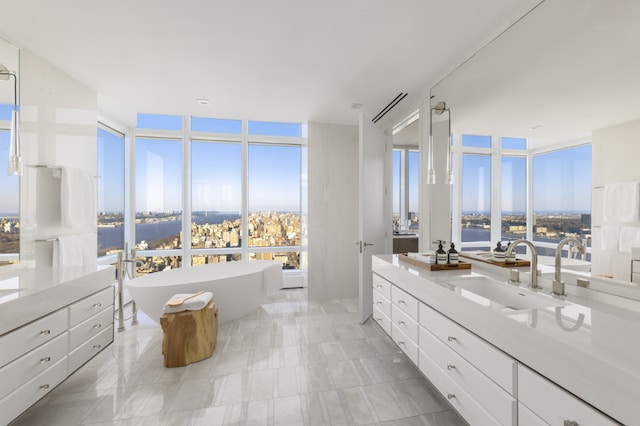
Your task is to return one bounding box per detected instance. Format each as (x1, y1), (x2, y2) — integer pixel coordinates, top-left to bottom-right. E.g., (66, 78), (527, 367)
(9, 288), (466, 426)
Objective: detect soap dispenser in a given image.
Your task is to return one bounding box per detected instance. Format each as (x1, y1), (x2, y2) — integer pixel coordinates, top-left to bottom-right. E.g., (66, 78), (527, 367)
(448, 242), (459, 265)
(436, 240), (448, 264)
(492, 241), (506, 262)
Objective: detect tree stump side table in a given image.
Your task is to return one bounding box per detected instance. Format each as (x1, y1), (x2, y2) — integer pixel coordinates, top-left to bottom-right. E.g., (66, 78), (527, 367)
(160, 300), (218, 367)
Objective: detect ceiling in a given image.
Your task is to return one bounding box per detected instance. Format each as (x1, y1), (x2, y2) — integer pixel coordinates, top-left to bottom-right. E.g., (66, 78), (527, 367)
(0, 0), (541, 130)
(431, 0), (640, 148)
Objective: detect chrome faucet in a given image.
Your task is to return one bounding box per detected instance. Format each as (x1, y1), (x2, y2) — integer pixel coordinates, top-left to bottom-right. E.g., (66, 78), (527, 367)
(505, 239), (539, 289)
(552, 237), (586, 296)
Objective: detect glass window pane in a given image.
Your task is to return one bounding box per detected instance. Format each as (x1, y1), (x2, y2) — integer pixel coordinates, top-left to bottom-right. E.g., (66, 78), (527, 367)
(191, 141), (242, 249)
(502, 137), (527, 150)
(249, 251), (300, 269)
(0, 104), (13, 121)
(248, 144), (301, 263)
(192, 254), (241, 266)
(408, 150), (419, 229)
(0, 130), (19, 264)
(137, 113), (182, 131)
(191, 117), (242, 134)
(97, 127), (125, 257)
(501, 156), (527, 242)
(392, 150), (401, 228)
(532, 144), (592, 257)
(135, 255), (182, 276)
(462, 134), (491, 148)
(135, 138), (182, 250)
(461, 154), (491, 249)
(248, 120), (302, 137)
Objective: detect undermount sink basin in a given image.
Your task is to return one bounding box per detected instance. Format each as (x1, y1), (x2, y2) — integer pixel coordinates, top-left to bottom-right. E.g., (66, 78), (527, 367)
(447, 276), (566, 310)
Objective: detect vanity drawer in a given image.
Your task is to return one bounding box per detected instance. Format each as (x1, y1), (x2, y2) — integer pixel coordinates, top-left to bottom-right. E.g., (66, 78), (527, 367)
(69, 305), (114, 350)
(518, 365), (618, 426)
(420, 325), (516, 425)
(373, 288), (392, 318)
(0, 357), (67, 426)
(68, 324), (113, 373)
(391, 286), (419, 321)
(69, 286), (114, 327)
(372, 273), (391, 300)
(418, 348), (501, 426)
(419, 303), (516, 395)
(372, 305), (392, 335)
(0, 307), (68, 368)
(518, 402), (548, 426)
(392, 303), (419, 344)
(0, 332), (68, 400)
(391, 322), (418, 364)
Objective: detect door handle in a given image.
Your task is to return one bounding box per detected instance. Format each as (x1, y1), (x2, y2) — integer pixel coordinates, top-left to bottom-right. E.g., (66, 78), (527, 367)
(364, 242), (375, 247)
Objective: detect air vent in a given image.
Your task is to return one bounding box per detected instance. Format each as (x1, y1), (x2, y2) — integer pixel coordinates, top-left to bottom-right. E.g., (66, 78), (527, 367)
(372, 92), (408, 123)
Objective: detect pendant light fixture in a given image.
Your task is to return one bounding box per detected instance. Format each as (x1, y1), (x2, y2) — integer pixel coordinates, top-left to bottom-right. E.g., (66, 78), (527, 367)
(0, 64), (21, 176)
(428, 101), (452, 185)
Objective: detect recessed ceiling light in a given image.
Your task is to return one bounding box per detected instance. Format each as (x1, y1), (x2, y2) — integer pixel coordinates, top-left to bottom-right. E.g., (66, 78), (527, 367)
(351, 102), (362, 109)
(530, 124), (543, 130)
(196, 99), (210, 106)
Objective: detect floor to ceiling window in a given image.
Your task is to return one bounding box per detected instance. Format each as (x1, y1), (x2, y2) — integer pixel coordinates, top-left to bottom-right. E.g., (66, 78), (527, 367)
(532, 144), (592, 258)
(461, 153), (491, 250)
(0, 120), (19, 265)
(97, 125), (125, 258)
(104, 114), (306, 276)
(392, 148), (419, 232)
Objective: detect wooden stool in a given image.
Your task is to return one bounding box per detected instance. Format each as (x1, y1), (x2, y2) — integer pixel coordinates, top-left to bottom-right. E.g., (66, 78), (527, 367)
(160, 300), (218, 367)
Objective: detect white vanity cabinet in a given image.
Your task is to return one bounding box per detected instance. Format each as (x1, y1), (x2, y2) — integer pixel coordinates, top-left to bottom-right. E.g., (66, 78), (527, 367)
(419, 303), (517, 425)
(390, 285), (420, 364)
(518, 365), (618, 426)
(372, 273), (392, 335)
(0, 285), (114, 425)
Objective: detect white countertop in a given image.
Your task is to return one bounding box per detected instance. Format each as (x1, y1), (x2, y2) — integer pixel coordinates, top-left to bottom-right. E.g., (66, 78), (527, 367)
(0, 265), (115, 335)
(373, 254), (640, 425)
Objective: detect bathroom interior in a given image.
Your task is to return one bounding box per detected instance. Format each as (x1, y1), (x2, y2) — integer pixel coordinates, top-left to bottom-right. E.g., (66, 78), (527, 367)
(1, 0), (640, 425)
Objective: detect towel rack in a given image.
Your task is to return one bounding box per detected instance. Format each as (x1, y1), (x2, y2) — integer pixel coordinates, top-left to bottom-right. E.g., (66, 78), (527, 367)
(26, 164), (100, 179)
(35, 237), (58, 242)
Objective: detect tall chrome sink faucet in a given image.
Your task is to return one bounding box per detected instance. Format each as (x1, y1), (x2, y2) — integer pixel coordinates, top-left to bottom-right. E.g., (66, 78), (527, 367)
(552, 237), (586, 296)
(505, 239), (539, 289)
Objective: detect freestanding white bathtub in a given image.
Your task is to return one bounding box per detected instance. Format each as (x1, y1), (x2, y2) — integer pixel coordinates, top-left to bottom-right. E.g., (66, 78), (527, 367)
(127, 260), (283, 323)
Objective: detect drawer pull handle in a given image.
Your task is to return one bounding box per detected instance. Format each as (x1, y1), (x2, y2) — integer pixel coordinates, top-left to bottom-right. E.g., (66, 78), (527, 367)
(376, 301), (383, 305)
(93, 344), (101, 350)
(446, 393), (456, 400)
(398, 320), (406, 326)
(92, 303), (102, 308)
(40, 357), (51, 363)
(398, 341), (405, 346)
(376, 318), (383, 322)
(447, 364), (456, 370)
(376, 284), (382, 288)
(40, 329), (51, 335)
(93, 323), (102, 329)
(447, 336), (457, 342)
(563, 421), (579, 426)
(398, 300), (406, 305)
(39, 384), (50, 390)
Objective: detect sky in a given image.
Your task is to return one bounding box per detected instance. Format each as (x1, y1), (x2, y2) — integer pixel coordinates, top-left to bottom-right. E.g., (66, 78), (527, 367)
(98, 116), (303, 214)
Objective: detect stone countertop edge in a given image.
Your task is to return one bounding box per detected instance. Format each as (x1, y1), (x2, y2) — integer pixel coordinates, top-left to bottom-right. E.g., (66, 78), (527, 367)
(372, 254), (639, 425)
(0, 266), (115, 336)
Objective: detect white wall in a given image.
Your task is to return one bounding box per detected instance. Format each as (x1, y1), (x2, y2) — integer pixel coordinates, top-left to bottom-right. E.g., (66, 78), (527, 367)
(307, 122), (359, 300)
(591, 119), (640, 280)
(18, 48), (98, 267)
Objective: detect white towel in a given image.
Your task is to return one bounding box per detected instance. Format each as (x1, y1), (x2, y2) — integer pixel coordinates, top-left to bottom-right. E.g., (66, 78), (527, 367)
(162, 291), (214, 314)
(619, 227), (640, 253)
(603, 182), (640, 223)
(601, 226), (620, 250)
(60, 167), (96, 229)
(53, 233), (97, 268)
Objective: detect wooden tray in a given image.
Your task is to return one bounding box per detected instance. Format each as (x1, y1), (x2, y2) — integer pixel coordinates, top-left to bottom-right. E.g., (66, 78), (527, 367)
(459, 252), (530, 268)
(399, 253), (471, 271)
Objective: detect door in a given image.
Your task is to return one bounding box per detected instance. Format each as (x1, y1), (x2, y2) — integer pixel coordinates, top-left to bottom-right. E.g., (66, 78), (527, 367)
(358, 113), (390, 324)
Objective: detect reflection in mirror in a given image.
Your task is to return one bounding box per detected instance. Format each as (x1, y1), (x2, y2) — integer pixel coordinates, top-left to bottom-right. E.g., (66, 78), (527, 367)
(0, 36), (20, 265)
(432, 0), (640, 281)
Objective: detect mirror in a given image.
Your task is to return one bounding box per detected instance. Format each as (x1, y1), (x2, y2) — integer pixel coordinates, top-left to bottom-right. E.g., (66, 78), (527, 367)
(431, 0), (640, 281)
(0, 35), (20, 266)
